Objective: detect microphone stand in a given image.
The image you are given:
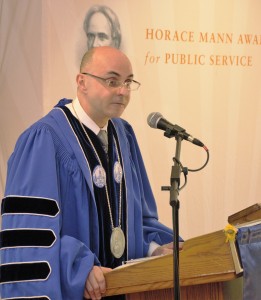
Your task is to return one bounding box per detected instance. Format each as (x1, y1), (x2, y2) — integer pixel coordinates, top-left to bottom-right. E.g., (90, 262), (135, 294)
(162, 130), (183, 300)
(158, 121), (209, 300)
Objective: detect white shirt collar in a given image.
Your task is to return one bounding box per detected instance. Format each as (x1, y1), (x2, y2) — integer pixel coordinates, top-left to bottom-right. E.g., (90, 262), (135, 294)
(66, 98), (107, 135)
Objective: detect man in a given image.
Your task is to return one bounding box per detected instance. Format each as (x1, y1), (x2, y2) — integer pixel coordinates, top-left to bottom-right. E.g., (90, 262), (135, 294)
(0, 47), (179, 299)
(83, 5), (121, 50)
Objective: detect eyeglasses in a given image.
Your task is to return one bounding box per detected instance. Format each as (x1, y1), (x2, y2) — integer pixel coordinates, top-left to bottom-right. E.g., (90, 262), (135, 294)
(81, 72), (141, 91)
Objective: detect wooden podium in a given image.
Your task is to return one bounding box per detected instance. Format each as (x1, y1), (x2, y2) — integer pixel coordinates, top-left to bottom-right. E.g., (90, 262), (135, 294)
(103, 203), (261, 299)
(104, 230), (242, 299)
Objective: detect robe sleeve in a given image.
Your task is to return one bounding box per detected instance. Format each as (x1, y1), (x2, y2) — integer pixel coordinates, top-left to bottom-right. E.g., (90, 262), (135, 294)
(1, 122), (99, 300)
(123, 121), (183, 256)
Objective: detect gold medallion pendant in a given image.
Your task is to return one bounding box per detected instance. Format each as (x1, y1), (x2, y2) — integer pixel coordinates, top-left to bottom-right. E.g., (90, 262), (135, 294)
(110, 227), (125, 258)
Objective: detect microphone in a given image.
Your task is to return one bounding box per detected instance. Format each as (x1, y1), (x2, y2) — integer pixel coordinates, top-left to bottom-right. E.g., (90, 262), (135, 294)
(147, 112), (204, 147)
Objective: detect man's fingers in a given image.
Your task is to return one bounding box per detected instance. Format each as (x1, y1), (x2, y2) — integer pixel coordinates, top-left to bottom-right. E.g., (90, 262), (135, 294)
(179, 241), (184, 250)
(84, 266), (107, 299)
(83, 286), (91, 299)
(84, 281), (100, 299)
(101, 266), (112, 274)
(151, 241), (185, 256)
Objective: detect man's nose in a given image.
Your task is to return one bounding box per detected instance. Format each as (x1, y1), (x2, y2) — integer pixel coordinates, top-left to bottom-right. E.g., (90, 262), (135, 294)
(117, 84), (130, 96)
(92, 36), (101, 47)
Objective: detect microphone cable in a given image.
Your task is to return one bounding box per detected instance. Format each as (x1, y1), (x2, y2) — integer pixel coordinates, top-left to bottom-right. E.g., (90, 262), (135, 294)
(172, 145), (209, 191)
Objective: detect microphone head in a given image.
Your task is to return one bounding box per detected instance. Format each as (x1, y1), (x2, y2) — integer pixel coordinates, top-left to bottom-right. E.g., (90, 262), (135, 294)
(147, 112), (162, 128)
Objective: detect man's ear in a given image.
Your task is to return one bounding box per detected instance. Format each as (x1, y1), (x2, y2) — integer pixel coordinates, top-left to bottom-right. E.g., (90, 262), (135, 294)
(76, 74), (87, 92)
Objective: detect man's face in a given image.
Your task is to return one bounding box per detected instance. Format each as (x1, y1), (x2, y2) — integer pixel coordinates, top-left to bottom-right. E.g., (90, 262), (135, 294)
(87, 12), (114, 49)
(78, 49), (133, 127)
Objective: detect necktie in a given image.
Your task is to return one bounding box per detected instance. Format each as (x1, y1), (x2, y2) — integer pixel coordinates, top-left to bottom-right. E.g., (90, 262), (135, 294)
(98, 130), (108, 153)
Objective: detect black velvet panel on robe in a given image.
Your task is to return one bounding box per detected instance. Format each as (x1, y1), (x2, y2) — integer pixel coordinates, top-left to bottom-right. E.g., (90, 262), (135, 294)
(61, 106), (127, 270)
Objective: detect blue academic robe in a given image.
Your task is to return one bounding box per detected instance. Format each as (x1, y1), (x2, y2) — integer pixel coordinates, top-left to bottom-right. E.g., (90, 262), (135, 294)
(1, 99), (174, 299)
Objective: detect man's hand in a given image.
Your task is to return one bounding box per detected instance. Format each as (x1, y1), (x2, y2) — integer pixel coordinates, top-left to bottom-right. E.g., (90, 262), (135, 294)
(151, 242), (184, 256)
(84, 266), (112, 299)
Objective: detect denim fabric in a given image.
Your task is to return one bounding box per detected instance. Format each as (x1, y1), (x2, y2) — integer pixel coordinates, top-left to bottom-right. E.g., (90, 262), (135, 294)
(237, 224), (261, 300)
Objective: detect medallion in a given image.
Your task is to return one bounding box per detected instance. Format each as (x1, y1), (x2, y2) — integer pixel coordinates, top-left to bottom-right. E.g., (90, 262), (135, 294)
(113, 161), (123, 184)
(110, 227), (125, 258)
(93, 165), (106, 188)
(73, 100), (125, 260)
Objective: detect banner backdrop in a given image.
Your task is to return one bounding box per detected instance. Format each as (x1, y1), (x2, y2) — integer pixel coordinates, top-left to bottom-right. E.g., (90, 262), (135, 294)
(1, 0), (261, 239)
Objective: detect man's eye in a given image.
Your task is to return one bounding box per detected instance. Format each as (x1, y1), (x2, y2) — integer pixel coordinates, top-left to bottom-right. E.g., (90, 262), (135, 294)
(124, 80), (132, 87)
(107, 80), (119, 87)
(87, 33), (95, 40)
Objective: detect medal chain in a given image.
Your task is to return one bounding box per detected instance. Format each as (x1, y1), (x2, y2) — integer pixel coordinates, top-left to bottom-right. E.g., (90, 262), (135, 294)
(72, 101), (122, 230)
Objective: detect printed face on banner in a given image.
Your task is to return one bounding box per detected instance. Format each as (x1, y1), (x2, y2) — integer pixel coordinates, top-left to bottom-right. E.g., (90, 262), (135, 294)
(86, 12), (113, 49)
(83, 5), (121, 50)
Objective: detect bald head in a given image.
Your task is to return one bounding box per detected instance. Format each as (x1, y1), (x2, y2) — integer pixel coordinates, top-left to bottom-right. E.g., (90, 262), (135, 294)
(79, 46), (132, 74)
(76, 46), (134, 126)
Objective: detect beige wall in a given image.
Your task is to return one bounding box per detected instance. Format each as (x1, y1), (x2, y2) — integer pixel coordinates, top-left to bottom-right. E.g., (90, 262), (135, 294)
(1, 0), (261, 240)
